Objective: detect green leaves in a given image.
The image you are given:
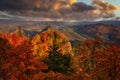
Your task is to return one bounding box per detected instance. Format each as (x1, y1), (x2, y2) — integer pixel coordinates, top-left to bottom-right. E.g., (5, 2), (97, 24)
(43, 45), (77, 75)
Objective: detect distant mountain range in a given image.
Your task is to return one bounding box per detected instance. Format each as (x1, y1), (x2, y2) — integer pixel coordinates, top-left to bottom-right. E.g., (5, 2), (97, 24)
(63, 23), (120, 44)
(0, 19), (120, 44)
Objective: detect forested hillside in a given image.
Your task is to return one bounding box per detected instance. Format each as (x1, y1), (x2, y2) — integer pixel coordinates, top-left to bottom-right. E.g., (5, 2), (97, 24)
(0, 27), (120, 80)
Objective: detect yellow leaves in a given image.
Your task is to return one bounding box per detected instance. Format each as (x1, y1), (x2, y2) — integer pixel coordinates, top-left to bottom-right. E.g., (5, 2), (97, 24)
(31, 29), (72, 57)
(31, 34), (41, 45)
(0, 29), (76, 79)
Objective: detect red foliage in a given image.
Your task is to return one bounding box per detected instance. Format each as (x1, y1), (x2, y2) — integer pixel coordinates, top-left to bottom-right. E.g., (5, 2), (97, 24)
(1, 30), (120, 80)
(1, 33), (27, 47)
(77, 39), (120, 80)
(0, 39), (48, 79)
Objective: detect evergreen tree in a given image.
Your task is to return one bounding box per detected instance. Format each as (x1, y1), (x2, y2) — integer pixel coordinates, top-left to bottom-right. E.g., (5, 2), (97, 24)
(17, 26), (24, 37)
(43, 45), (77, 75)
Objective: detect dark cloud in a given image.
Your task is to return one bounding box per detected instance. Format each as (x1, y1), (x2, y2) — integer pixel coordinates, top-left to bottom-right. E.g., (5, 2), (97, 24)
(0, 0), (118, 20)
(0, 0), (30, 10)
(0, 0), (49, 11)
(92, 0), (117, 18)
(115, 17), (120, 20)
(71, 2), (96, 12)
(0, 0), (73, 11)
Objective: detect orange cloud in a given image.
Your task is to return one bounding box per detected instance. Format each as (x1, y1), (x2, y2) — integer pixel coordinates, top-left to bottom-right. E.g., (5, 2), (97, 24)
(93, 0), (118, 18)
(117, 6), (120, 10)
(0, 0), (118, 20)
(92, 10), (100, 15)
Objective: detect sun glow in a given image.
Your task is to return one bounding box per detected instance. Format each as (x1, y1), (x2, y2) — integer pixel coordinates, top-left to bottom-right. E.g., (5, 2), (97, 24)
(92, 10), (99, 15)
(70, 0), (76, 4)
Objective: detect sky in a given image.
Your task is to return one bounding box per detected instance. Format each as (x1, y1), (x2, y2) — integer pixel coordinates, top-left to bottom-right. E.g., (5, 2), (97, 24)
(77, 0), (120, 17)
(0, 0), (120, 21)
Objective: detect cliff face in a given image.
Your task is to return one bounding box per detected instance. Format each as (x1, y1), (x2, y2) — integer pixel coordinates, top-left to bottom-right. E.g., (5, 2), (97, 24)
(31, 27), (73, 57)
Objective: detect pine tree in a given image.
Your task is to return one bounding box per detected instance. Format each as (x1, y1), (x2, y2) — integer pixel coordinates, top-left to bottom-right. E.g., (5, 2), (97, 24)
(43, 45), (77, 75)
(17, 26), (24, 37)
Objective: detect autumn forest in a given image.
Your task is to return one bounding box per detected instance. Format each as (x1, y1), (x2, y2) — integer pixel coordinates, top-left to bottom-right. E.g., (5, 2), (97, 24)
(0, 26), (120, 80)
(0, 0), (120, 79)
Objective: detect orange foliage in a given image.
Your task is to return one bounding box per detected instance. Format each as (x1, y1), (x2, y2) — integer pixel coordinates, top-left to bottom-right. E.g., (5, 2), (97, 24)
(31, 28), (72, 58)
(0, 29), (120, 80)
(1, 33), (27, 47)
(0, 38), (47, 79)
(77, 39), (120, 80)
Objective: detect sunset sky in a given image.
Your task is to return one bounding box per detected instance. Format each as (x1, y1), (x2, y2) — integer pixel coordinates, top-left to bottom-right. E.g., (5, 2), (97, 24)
(0, 0), (120, 21)
(77, 0), (120, 17)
